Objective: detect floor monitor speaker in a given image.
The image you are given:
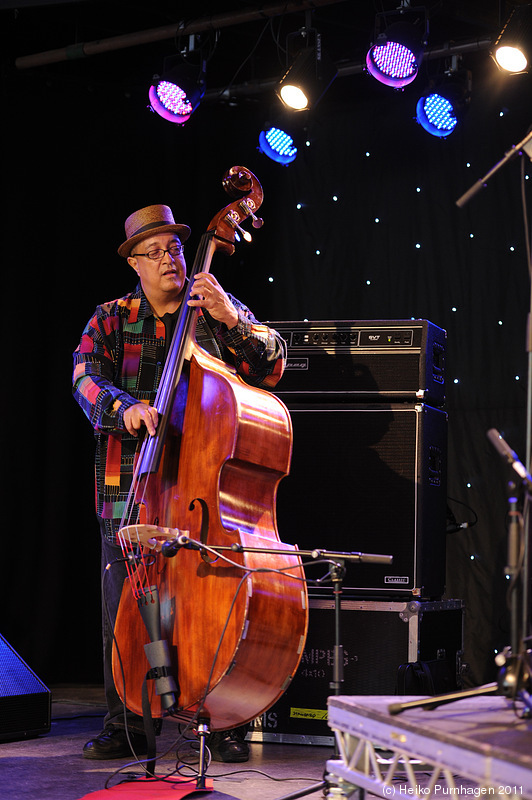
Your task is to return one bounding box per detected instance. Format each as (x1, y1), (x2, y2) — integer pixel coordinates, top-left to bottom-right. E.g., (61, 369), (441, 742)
(0, 634), (51, 741)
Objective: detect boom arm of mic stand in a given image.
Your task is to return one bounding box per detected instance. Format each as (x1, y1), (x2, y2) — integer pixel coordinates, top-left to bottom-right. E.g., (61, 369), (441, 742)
(309, 549), (393, 564)
(456, 128), (532, 208)
(388, 682), (499, 715)
(161, 535), (394, 565)
(159, 538), (391, 701)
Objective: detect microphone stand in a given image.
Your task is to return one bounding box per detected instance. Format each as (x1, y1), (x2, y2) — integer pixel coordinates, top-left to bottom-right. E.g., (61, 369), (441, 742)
(160, 536), (392, 796)
(162, 536), (393, 568)
(456, 124), (532, 470)
(460, 126), (532, 638)
(392, 133), (532, 720)
(268, 555), (368, 800)
(455, 127), (532, 210)
(388, 429), (532, 717)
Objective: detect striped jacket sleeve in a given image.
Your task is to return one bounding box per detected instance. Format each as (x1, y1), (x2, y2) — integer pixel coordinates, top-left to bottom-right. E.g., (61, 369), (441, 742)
(72, 302), (139, 434)
(203, 294), (287, 389)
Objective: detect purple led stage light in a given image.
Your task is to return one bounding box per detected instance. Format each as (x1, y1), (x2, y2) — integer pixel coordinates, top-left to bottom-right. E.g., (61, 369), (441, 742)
(367, 41), (418, 87)
(366, 18), (426, 88)
(149, 81), (195, 124)
(148, 60), (205, 125)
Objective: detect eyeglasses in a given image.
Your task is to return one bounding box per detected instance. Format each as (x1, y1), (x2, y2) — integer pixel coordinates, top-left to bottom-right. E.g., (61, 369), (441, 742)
(131, 244), (184, 260)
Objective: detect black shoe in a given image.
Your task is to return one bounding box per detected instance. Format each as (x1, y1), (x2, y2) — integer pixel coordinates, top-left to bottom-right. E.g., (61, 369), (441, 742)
(207, 726), (250, 763)
(82, 727), (148, 760)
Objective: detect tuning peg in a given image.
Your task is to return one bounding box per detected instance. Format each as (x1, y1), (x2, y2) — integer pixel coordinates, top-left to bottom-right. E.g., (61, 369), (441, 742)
(234, 222), (252, 242)
(240, 200), (264, 229)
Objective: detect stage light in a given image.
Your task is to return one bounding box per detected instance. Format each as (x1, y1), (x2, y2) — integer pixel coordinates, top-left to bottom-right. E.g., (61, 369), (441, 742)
(149, 60), (206, 124)
(366, 9), (428, 88)
(416, 93), (458, 137)
(491, 3), (532, 73)
(258, 125), (298, 165)
(276, 33), (337, 111)
(416, 70), (471, 138)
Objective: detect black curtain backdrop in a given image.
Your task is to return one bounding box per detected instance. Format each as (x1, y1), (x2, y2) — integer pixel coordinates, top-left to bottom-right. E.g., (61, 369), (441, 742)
(3, 43), (531, 690)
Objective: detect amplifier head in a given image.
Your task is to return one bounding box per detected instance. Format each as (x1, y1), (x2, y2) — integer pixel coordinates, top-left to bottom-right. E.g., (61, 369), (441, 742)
(270, 319), (446, 406)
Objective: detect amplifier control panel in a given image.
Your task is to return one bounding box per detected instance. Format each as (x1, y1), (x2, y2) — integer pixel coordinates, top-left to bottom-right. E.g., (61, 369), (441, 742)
(289, 326), (417, 348)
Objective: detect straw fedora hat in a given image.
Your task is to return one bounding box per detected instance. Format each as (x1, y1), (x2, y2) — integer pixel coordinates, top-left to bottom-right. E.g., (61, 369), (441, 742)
(118, 204), (191, 258)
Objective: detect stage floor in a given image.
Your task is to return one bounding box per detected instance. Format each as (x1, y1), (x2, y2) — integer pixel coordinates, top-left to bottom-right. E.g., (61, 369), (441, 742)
(3, 686), (528, 800)
(326, 693), (532, 799)
(1, 685), (332, 800)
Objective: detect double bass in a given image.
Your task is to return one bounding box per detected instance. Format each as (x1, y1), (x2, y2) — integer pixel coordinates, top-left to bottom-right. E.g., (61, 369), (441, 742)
(112, 167), (309, 732)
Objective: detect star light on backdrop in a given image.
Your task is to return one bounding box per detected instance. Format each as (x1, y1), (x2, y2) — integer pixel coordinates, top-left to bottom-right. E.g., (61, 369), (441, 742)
(491, 2), (532, 73)
(366, 6), (428, 88)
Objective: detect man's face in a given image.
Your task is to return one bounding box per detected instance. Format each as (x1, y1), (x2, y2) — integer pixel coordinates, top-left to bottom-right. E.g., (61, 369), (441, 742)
(127, 232), (186, 302)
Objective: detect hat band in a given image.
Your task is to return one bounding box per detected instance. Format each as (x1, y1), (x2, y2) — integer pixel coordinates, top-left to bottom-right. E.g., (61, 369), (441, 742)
(132, 219), (174, 237)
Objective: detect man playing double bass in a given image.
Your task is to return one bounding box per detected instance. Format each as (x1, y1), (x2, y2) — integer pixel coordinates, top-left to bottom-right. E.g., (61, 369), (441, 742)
(72, 204), (287, 762)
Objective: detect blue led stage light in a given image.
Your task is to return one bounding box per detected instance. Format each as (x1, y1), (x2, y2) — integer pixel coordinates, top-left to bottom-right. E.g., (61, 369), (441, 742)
(416, 93), (457, 137)
(416, 70), (471, 138)
(258, 126), (298, 165)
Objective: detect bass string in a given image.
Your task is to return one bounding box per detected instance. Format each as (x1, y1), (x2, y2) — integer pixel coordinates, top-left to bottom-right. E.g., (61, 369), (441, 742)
(116, 232), (215, 600)
(118, 443), (152, 599)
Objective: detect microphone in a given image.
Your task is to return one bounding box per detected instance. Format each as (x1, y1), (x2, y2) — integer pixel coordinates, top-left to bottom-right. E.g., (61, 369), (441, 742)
(138, 586), (179, 711)
(161, 534), (194, 558)
(486, 428), (532, 490)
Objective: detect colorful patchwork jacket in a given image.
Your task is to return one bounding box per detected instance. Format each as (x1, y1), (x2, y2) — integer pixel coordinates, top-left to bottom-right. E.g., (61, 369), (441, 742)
(72, 284), (286, 542)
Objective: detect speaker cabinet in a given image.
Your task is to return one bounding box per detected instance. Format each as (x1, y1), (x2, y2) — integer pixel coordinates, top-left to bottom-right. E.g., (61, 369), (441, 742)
(0, 634), (51, 741)
(277, 403), (447, 598)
